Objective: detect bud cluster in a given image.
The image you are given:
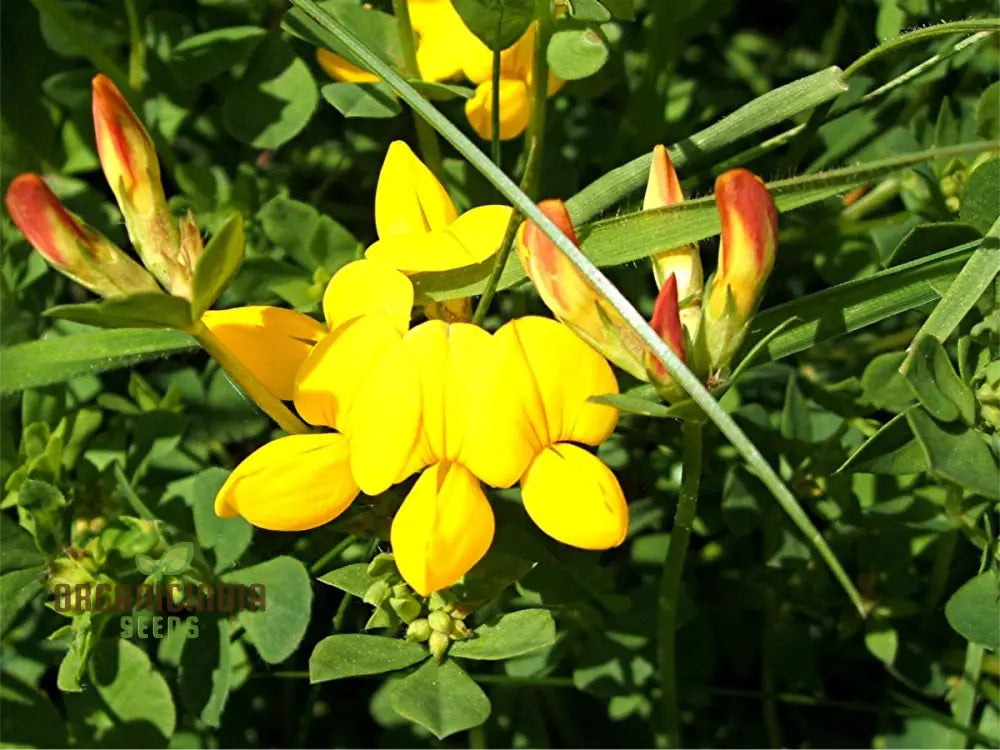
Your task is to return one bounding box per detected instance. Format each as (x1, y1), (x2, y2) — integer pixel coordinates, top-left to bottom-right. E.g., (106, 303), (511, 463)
(5, 75), (205, 307)
(517, 145), (779, 402)
(361, 552), (474, 661)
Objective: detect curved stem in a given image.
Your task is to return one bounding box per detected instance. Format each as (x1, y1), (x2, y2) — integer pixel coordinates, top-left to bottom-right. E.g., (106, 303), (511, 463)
(192, 322), (310, 436)
(391, 0), (443, 175)
(657, 419), (704, 748)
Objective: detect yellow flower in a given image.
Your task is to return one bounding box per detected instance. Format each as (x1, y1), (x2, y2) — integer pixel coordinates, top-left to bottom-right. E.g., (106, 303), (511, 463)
(463, 22), (563, 140)
(214, 258), (415, 531)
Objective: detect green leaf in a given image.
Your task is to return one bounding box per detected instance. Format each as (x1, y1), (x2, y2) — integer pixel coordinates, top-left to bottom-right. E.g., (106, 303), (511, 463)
(17, 479), (68, 557)
(865, 622), (899, 666)
(945, 571), (1000, 650)
(88, 638), (177, 740)
(885, 222), (981, 267)
(0, 672), (70, 748)
(188, 468), (253, 572)
(839, 411), (927, 475)
(44, 293), (194, 330)
(960, 157), (1000, 234)
(0, 328), (196, 394)
(134, 554), (157, 575)
(318, 562), (376, 597)
(0, 568), (45, 637)
(222, 37), (318, 149)
(907, 410), (999, 500)
(978, 82), (1000, 140)
(158, 542), (195, 575)
(566, 66), (849, 222)
(258, 195), (360, 272)
(223, 556), (312, 664)
(547, 22), (609, 80)
(171, 26), (268, 87)
(0, 514), (45, 574)
(191, 213), (246, 318)
(449, 609), (556, 661)
(860, 352), (914, 412)
(283, 0), (403, 73)
(904, 217), (1000, 352)
(451, 0), (534, 50)
(322, 81), (401, 118)
(309, 634), (427, 682)
(179, 615), (231, 727)
(568, 0), (611, 22)
(904, 336), (976, 424)
(390, 658), (491, 739)
(589, 390), (673, 418)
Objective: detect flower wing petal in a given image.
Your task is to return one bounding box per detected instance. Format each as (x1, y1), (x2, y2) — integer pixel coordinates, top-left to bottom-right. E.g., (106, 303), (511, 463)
(520, 443), (627, 549)
(215, 433), (359, 531)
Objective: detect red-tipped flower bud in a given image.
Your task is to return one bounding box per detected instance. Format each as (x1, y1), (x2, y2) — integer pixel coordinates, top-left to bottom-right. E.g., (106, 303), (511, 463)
(517, 200), (646, 379)
(703, 169), (779, 369)
(5, 174), (160, 298)
(92, 74), (186, 294)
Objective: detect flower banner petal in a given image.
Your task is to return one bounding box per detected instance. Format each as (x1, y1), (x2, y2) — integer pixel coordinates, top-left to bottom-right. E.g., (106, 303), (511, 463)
(322, 258), (414, 334)
(375, 140), (456, 238)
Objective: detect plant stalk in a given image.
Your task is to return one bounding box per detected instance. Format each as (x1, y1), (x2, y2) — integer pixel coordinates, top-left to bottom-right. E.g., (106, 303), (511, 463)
(391, 0), (443, 175)
(657, 419), (704, 748)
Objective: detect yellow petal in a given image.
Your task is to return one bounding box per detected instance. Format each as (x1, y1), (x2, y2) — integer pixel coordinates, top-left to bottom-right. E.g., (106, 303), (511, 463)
(215, 433), (359, 531)
(464, 79), (531, 141)
(293, 314), (402, 429)
(415, 35), (465, 82)
(365, 231), (471, 274)
(201, 306), (326, 401)
(520, 443), (627, 549)
(493, 317), (619, 447)
(391, 462), (494, 596)
(348, 337), (423, 495)
(315, 48), (380, 84)
(375, 141), (457, 238)
(446, 205), (514, 263)
(321, 258), (414, 334)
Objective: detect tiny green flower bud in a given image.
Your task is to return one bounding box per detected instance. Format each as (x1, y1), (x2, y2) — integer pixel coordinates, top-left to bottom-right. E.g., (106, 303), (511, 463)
(363, 579), (390, 605)
(428, 630), (450, 662)
(391, 582), (411, 599)
(451, 619), (473, 640)
(428, 609), (453, 634)
(389, 596), (422, 624)
(367, 552), (397, 579)
(405, 618), (432, 642)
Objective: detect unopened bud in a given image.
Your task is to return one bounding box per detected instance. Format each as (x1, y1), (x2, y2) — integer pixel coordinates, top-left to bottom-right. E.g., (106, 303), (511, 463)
(644, 145), (704, 339)
(451, 619), (473, 640)
(428, 609), (453, 634)
(703, 169), (778, 370)
(389, 596), (421, 624)
(645, 274), (688, 401)
(5, 174), (161, 298)
(428, 629), (450, 662)
(367, 552), (397, 579)
(91, 74), (185, 293)
(517, 199), (646, 379)
(363, 579), (390, 605)
(405, 618), (431, 642)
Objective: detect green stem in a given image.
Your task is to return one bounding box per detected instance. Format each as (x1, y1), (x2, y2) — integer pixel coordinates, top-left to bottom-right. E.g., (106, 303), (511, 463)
(844, 20), (1000, 79)
(657, 419), (704, 748)
(470, 3), (552, 325)
(193, 323), (310, 436)
(761, 505), (783, 748)
(490, 46), (502, 167)
(122, 0), (146, 91)
(391, 0), (443, 175)
(288, 0), (868, 619)
(309, 534), (357, 575)
(949, 642), (985, 749)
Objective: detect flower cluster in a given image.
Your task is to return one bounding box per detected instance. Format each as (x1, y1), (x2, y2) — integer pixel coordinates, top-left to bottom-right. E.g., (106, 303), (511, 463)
(216, 256), (627, 595)
(317, 0), (561, 140)
(518, 145), (779, 401)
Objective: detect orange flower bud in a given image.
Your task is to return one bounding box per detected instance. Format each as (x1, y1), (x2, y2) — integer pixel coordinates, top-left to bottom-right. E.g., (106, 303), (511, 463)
(516, 199), (646, 380)
(703, 169), (778, 369)
(91, 74), (185, 293)
(645, 273), (686, 389)
(5, 174), (160, 298)
(643, 144), (704, 344)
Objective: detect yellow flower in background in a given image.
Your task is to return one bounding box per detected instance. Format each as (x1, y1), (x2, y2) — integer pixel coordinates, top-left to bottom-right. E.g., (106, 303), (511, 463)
(366, 141), (512, 274)
(463, 22), (563, 141)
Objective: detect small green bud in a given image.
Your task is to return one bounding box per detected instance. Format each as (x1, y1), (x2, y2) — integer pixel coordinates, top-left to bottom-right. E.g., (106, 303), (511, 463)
(428, 610), (453, 634)
(428, 630), (450, 662)
(405, 618), (431, 642)
(363, 579), (390, 606)
(389, 596), (421, 624)
(451, 620), (473, 640)
(367, 553), (397, 579)
(391, 581), (411, 599)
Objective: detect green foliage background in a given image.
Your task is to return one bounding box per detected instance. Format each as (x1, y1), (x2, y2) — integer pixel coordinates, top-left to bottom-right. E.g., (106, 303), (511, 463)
(1, 0), (998, 747)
